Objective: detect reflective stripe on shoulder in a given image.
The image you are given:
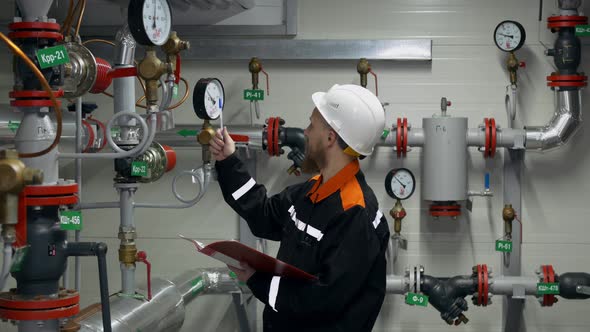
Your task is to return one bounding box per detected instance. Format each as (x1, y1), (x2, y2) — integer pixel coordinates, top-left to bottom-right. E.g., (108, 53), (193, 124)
(372, 210), (383, 229)
(288, 205), (324, 241)
(232, 178), (256, 200)
(269, 276), (281, 312)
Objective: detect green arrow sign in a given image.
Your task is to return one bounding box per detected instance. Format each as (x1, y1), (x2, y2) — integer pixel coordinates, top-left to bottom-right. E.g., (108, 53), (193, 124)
(576, 25), (590, 36)
(8, 120), (20, 133)
(177, 129), (198, 137)
(36, 44), (70, 69)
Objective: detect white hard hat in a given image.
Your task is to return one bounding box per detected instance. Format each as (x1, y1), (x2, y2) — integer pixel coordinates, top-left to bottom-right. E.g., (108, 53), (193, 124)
(312, 84), (385, 156)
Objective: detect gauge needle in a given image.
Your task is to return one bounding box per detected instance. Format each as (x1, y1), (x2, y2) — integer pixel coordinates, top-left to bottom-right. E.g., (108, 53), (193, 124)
(206, 91), (216, 104)
(152, 0), (157, 29)
(394, 176), (406, 189)
(499, 33), (514, 38)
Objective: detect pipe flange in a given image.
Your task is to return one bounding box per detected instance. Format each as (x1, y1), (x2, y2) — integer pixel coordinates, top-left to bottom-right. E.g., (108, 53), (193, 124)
(547, 15), (588, 29)
(0, 290), (79, 321)
(62, 42), (98, 98)
(540, 265), (558, 307)
(547, 74), (588, 88)
(429, 203), (461, 217)
(483, 118), (497, 158)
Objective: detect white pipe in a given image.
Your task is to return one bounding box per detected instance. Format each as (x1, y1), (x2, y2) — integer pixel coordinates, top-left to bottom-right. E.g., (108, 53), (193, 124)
(386, 274), (407, 294)
(0, 242), (12, 292)
(489, 276), (539, 296)
(74, 97), (83, 292)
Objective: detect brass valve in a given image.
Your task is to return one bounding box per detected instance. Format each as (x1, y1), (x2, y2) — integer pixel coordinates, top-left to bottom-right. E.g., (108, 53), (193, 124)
(506, 52), (523, 86)
(0, 149), (43, 226)
(162, 31), (190, 58)
(502, 204), (516, 239)
(119, 243), (138, 266)
(198, 120), (216, 164)
(389, 200), (406, 235)
(138, 47), (169, 107)
(249, 57), (262, 89)
(357, 58), (371, 88)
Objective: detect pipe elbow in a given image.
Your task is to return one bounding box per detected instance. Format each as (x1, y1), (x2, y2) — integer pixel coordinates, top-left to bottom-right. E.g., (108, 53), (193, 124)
(525, 90), (582, 151)
(281, 127), (306, 153)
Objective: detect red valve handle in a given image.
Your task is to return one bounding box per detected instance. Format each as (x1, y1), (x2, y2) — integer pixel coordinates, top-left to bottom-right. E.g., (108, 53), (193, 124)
(136, 251), (152, 301)
(369, 69), (378, 97)
(519, 61), (526, 69)
(261, 67), (270, 96)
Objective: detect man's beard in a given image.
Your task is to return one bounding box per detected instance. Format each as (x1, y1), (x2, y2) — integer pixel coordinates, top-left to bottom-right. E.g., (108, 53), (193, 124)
(301, 154), (320, 174)
(301, 140), (322, 174)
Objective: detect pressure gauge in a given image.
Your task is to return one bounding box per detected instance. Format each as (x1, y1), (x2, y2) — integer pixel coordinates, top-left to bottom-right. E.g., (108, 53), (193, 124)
(128, 0), (172, 46)
(494, 20), (526, 52)
(193, 78), (225, 120)
(385, 168), (416, 200)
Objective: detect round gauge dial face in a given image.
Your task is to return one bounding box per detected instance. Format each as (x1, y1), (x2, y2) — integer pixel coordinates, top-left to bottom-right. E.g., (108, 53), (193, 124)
(204, 80), (224, 119)
(494, 20), (526, 52)
(142, 0), (172, 46)
(385, 168), (416, 200)
(193, 78), (225, 120)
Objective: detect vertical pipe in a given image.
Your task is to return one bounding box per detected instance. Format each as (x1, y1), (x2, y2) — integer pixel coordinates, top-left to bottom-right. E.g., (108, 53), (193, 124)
(502, 149), (524, 332)
(119, 186), (136, 295)
(75, 97), (83, 292)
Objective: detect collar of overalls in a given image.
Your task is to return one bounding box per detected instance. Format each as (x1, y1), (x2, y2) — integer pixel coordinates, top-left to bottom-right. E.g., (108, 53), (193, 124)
(306, 159), (360, 204)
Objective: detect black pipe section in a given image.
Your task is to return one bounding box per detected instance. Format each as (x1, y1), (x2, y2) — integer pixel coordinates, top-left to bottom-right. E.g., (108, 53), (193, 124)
(556, 273), (590, 299)
(12, 206), (68, 296)
(67, 242), (112, 332)
(421, 275), (477, 325)
(279, 127), (306, 169)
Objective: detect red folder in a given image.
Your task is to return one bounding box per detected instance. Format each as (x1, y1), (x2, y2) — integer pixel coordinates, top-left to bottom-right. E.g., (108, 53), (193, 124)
(179, 234), (317, 281)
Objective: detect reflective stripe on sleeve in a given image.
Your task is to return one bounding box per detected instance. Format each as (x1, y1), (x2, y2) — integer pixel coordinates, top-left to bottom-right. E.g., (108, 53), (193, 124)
(269, 276), (281, 312)
(232, 178), (256, 200)
(372, 210), (383, 229)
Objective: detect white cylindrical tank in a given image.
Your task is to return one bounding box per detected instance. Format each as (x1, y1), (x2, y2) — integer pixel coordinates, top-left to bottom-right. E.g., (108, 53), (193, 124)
(422, 116), (468, 202)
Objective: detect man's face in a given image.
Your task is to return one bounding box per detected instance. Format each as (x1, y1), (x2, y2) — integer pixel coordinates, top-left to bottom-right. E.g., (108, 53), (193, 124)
(302, 109), (331, 173)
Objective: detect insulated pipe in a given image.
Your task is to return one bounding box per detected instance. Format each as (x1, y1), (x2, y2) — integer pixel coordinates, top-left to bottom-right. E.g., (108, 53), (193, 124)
(76, 268), (247, 332)
(154, 124), (264, 148)
(0, 242), (12, 291)
(525, 90), (582, 151)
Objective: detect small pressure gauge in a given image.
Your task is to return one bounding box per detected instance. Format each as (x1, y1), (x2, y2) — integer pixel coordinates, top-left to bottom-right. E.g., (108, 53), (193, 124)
(385, 168), (416, 200)
(494, 20), (526, 52)
(128, 0), (172, 46)
(193, 78), (225, 120)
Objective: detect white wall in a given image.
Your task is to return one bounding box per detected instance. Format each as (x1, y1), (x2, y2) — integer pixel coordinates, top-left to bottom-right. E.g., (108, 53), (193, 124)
(2, 0), (590, 331)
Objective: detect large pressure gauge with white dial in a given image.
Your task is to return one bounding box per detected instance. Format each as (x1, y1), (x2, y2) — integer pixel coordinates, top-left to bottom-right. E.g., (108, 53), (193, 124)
(193, 78), (225, 120)
(385, 168), (416, 200)
(128, 0), (172, 46)
(494, 20), (526, 52)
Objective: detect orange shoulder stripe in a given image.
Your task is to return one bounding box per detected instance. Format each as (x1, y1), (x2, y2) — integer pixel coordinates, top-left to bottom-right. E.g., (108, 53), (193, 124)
(339, 177), (365, 211)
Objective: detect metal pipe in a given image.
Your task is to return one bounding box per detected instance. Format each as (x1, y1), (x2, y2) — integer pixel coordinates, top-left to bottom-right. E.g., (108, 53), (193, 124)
(0, 108), (80, 148)
(118, 185), (137, 296)
(77, 268), (246, 332)
(154, 124), (264, 148)
(385, 274), (407, 294)
(525, 89), (582, 151)
(114, 24), (136, 67)
(467, 127), (526, 148)
(0, 242), (12, 291)
(489, 275), (538, 296)
(74, 97), (83, 292)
